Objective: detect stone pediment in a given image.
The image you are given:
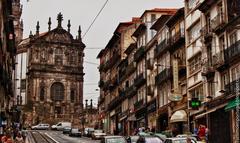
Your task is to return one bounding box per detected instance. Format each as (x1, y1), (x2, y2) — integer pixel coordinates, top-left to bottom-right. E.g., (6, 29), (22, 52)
(43, 28), (73, 44)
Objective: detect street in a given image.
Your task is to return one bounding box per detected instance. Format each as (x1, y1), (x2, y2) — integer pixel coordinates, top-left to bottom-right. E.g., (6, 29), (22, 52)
(27, 130), (100, 143)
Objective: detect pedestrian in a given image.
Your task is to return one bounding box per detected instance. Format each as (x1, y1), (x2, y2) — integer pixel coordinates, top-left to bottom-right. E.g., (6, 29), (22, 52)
(15, 132), (24, 143)
(198, 125), (206, 141)
(186, 137), (192, 143)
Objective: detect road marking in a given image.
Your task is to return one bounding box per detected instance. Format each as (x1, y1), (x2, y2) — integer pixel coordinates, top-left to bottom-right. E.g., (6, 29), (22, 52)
(45, 132), (60, 143)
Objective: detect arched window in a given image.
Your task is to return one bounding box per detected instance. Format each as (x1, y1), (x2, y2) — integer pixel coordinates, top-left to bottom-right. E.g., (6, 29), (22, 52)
(55, 48), (63, 65)
(70, 90), (75, 103)
(51, 82), (64, 101)
(40, 87), (45, 101)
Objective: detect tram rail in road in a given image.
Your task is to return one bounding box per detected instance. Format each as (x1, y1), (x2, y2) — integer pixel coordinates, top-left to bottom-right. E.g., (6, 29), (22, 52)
(29, 131), (57, 143)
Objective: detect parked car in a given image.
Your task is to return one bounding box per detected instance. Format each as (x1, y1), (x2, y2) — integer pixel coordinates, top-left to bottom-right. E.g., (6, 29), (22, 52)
(31, 123), (50, 130)
(164, 137), (197, 143)
(154, 133), (167, 142)
(69, 128), (81, 137)
(51, 122), (71, 130)
(92, 129), (106, 140)
(84, 127), (95, 137)
(126, 136), (139, 143)
(136, 136), (163, 143)
(62, 126), (71, 134)
(101, 136), (127, 143)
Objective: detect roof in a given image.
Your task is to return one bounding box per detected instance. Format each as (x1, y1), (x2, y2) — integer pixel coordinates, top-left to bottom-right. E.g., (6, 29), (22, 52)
(150, 15), (172, 31)
(132, 23), (146, 37)
(166, 8), (184, 28)
(140, 8), (177, 19)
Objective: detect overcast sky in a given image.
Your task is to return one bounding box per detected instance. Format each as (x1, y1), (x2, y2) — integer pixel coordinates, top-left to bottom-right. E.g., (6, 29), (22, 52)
(22, 0), (184, 107)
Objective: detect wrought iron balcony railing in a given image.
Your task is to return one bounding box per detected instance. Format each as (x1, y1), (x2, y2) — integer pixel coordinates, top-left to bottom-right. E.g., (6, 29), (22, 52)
(134, 46), (145, 62)
(134, 73), (146, 88)
(154, 39), (169, 58)
(155, 68), (172, 85)
(134, 99), (144, 111)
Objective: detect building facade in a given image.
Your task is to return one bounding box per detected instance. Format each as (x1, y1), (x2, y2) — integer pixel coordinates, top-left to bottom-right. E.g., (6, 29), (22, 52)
(25, 13), (85, 126)
(0, 0), (17, 126)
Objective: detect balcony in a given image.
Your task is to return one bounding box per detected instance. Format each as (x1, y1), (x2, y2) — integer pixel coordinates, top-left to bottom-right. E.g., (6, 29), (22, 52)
(104, 53), (121, 70)
(169, 31), (185, 51)
(225, 40), (240, 64)
(211, 13), (226, 33)
(134, 46), (145, 62)
(109, 76), (119, 91)
(154, 39), (169, 58)
(134, 99), (144, 111)
(147, 85), (154, 96)
(212, 51), (226, 71)
(224, 78), (240, 97)
(108, 95), (125, 111)
(134, 73), (146, 88)
(200, 25), (213, 43)
(125, 85), (137, 98)
(201, 60), (215, 78)
(103, 80), (110, 91)
(125, 62), (136, 77)
(155, 68), (172, 85)
(146, 58), (154, 70)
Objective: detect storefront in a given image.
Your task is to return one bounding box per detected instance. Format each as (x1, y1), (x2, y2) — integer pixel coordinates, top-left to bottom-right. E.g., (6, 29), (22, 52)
(127, 114), (136, 135)
(147, 99), (157, 131)
(119, 110), (128, 136)
(170, 110), (188, 136)
(135, 107), (146, 129)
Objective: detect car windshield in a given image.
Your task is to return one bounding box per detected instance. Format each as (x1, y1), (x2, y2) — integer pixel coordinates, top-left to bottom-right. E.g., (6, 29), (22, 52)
(95, 130), (103, 133)
(106, 137), (126, 143)
(145, 137), (163, 143)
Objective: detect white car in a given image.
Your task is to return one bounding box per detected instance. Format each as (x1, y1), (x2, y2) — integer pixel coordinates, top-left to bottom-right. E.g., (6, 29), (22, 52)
(92, 129), (106, 140)
(51, 122), (72, 130)
(31, 123), (50, 130)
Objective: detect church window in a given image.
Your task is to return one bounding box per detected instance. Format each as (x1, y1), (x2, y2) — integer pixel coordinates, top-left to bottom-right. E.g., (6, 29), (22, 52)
(70, 90), (75, 103)
(40, 87), (45, 101)
(55, 48), (63, 65)
(51, 82), (64, 101)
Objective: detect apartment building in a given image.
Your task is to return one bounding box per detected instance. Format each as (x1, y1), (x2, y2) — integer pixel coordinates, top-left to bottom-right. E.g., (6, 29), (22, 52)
(97, 18), (140, 134)
(185, 0), (240, 142)
(132, 8), (177, 131)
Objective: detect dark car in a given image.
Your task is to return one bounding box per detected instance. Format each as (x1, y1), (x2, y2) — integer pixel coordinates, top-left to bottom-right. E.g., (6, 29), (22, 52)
(62, 126), (71, 134)
(69, 128), (82, 137)
(136, 136), (163, 143)
(101, 136), (127, 143)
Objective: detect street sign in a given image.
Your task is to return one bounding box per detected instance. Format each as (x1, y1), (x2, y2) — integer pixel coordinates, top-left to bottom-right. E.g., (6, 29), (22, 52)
(168, 92), (183, 101)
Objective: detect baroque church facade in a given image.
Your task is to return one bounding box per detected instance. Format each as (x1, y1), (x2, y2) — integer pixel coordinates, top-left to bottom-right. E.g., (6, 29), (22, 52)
(25, 13), (85, 125)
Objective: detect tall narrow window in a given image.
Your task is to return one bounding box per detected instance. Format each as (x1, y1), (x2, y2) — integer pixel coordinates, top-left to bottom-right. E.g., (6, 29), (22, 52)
(40, 87), (45, 101)
(55, 48), (63, 65)
(51, 82), (64, 101)
(70, 90), (75, 103)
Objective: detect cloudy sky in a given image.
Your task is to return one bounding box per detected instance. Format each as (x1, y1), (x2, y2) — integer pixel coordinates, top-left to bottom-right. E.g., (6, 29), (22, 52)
(21, 0), (184, 106)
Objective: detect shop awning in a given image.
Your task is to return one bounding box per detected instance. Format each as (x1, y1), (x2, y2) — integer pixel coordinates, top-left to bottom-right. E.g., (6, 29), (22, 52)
(170, 110), (187, 123)
(225, 99), (240, 111)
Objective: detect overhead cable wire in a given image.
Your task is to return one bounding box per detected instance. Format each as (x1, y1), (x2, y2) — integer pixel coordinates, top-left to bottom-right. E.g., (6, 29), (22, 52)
(82, 0), (110, 39)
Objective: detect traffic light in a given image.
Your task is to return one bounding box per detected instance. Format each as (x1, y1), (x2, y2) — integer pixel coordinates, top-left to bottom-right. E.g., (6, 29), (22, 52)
(190, 98), (201, 109)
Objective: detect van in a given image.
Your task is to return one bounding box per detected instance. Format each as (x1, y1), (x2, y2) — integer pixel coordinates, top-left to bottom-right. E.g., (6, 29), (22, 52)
(51, 122), (71, 130)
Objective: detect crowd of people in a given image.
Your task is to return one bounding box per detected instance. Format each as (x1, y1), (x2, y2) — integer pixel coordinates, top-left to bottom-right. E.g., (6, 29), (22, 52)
(0, 126), (25, 143)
